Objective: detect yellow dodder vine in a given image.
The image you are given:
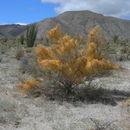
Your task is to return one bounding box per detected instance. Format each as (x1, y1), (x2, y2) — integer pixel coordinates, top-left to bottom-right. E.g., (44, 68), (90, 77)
(34, 25), (118, 84)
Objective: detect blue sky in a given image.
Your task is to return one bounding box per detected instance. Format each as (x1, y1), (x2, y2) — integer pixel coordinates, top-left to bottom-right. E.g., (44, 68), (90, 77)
(0, 0), (58, 25)
(0, 0), (130, 25)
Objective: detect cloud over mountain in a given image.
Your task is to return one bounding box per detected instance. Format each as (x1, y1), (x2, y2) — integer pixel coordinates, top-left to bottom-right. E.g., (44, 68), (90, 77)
(15, 23), (27, 25)
(41, 0), (130, 18)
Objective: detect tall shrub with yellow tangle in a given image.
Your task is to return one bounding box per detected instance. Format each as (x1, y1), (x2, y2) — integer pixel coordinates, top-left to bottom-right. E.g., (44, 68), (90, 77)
(33, 25), (118, 91)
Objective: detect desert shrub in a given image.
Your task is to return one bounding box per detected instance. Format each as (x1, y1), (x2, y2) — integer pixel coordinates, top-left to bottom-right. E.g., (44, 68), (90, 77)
(16, 49), (24, 60)
(115, 46), (130, 61)
(26, 24), (37, 47)
(2, 37), (8, 42)
(0, 57), (2, 62)
(17, 25), (118, 98)
(19, 55), (30, 73)
(113, 35), (119, 43)
(20, 35), (24, 45)
(35, 26), (117, 91)
(17, 48), (43, 76)
(0, 43), (10, 54)
(0, 45), (6, 54)
(25, 56), (44, 77)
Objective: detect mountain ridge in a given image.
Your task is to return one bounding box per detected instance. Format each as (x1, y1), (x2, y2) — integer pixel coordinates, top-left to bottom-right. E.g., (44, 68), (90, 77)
(0, 24), (27, 38)
(1, 10), (130, 40)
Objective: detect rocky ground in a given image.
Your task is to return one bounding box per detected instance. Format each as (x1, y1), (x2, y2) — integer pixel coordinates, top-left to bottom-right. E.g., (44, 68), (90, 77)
(0, 47), (130, 130)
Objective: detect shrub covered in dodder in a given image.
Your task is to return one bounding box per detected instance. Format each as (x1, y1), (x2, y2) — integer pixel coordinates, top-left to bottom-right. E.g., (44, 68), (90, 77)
(17, 25), (118, 98)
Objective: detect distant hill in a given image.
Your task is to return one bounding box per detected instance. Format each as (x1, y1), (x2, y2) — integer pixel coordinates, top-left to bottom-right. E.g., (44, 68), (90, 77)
(1, 10), (130, 40)
(0, 24), (27, 38)
(36, 10), (130, 40)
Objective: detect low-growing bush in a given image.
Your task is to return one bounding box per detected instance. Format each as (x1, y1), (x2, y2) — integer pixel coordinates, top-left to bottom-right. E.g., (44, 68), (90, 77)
(16, 49), (25, 60)
(19, 56), (30, 73)
(20, 35), (25, 45)
(0, 44), (9, 54)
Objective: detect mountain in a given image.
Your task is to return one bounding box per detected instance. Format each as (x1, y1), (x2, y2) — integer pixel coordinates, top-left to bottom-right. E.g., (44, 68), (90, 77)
(0, 24), (27, 38)
(0, 10), (130, 40)
(36, 10), (130, 40)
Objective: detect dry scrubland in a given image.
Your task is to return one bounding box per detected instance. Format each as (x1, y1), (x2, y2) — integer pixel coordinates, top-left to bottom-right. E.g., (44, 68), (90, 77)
(0, 26), (130, 130)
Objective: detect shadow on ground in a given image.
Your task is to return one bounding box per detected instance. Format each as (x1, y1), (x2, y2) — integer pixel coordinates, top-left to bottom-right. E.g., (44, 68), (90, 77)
(39, 86), (130, 106)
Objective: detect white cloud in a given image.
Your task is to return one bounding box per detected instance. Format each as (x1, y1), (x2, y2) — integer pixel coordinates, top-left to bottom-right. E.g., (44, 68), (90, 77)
(15, 23), (27, 25)
(41, 0), (130, 18)
(0, 23), (27, 25)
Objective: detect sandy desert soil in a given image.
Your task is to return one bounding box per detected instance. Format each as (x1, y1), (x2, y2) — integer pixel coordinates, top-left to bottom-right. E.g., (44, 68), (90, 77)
(0, 47), (130, 130)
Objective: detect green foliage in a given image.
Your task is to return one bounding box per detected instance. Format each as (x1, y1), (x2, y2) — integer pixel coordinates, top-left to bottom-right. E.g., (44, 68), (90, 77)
(113, 35), (119, 43)
(2, 37), (8, 42)
(20, 35), (24, 45)
(26, 25), (37, 47)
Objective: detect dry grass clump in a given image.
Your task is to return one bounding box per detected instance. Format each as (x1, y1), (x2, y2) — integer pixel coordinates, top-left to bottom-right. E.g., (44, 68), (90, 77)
(121, 99), (130, 124)
(117, 98), (130, 129)
(16, 49), (25, 60)
(0, 99), (19, 124)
